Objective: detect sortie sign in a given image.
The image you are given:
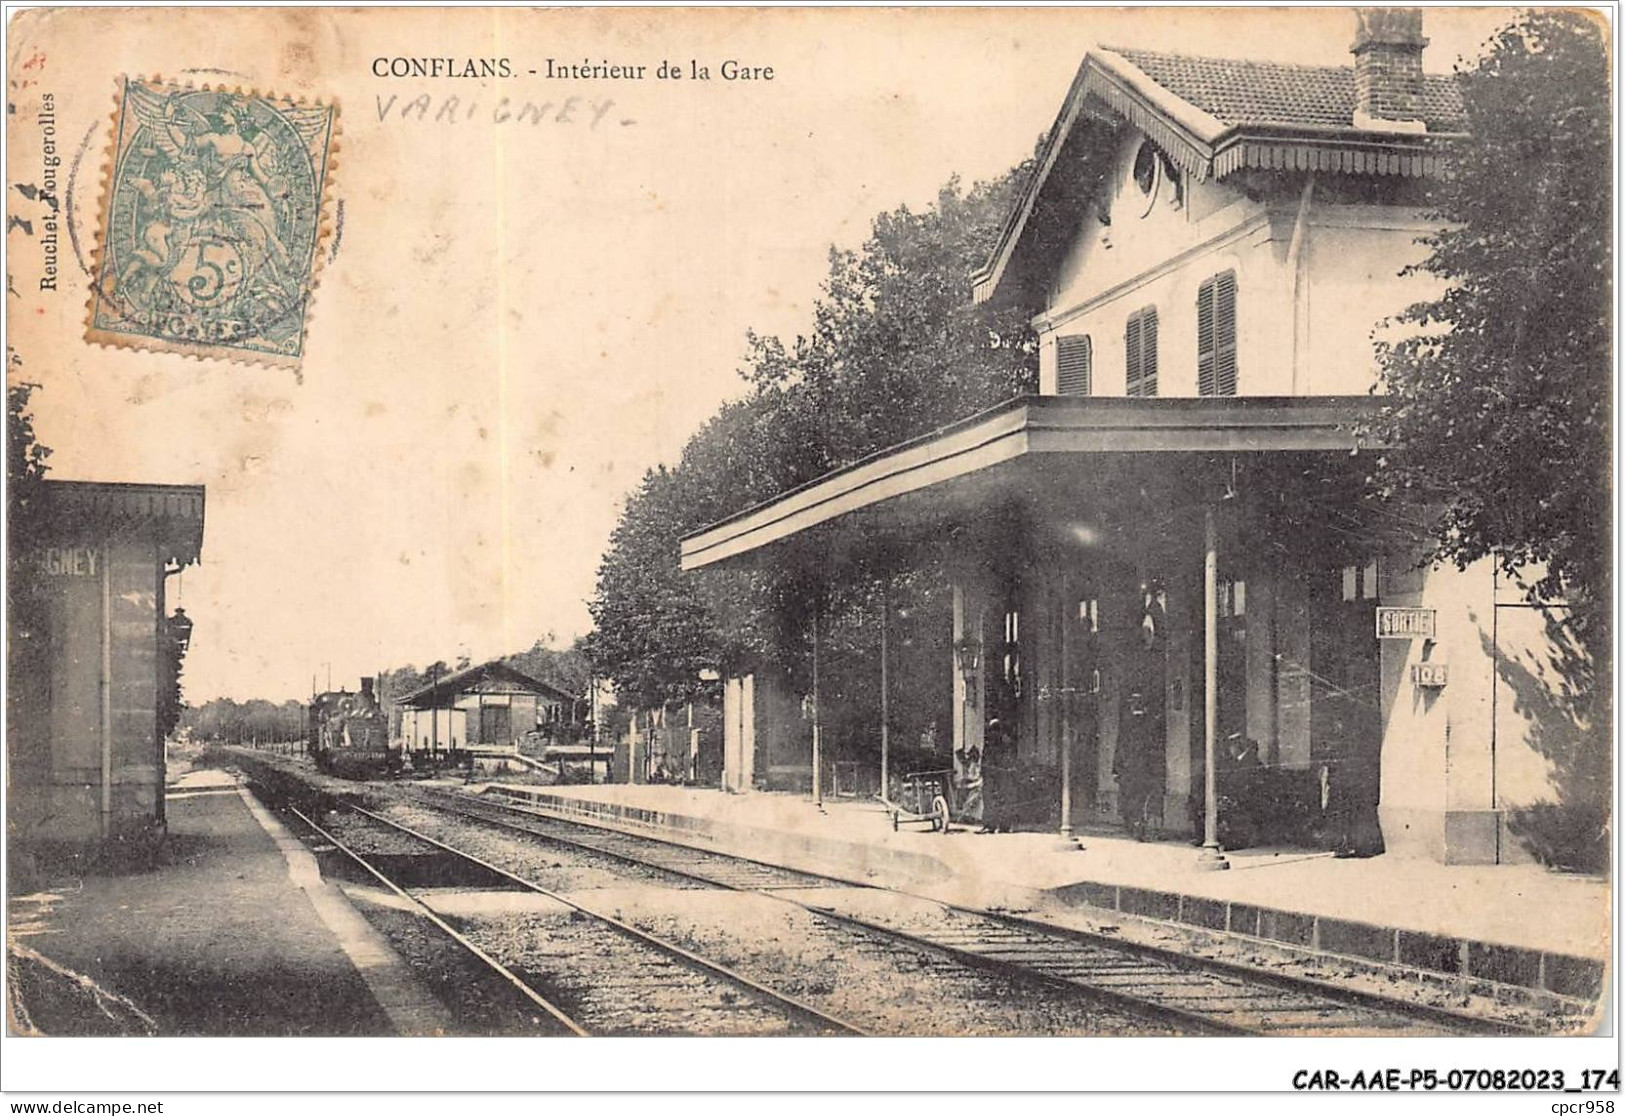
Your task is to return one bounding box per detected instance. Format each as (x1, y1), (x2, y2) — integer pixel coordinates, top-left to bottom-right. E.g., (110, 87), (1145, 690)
(1376, 606), (1435, 640)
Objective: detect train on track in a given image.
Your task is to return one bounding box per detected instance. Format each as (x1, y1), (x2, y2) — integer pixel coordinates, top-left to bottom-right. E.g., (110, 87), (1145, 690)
(308, 676), (399, 776)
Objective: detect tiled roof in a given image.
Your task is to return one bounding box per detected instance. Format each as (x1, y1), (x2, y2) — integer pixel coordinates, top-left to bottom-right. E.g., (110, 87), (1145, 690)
(1108, 46), (1465, 133)
(972, 42), (1464, 304)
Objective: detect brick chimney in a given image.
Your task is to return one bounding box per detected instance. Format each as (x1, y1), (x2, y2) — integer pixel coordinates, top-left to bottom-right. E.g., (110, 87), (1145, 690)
(1351, 7), (1429, 132)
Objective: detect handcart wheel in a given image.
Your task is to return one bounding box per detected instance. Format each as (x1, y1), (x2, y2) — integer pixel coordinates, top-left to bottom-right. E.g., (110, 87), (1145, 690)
(931, 795), (951, 833)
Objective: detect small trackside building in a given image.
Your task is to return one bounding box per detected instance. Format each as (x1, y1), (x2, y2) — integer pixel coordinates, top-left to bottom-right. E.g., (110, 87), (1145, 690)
(395, 660), (577, 757)
(681, 9), (1588, 865)
(8, 480), (206, 851)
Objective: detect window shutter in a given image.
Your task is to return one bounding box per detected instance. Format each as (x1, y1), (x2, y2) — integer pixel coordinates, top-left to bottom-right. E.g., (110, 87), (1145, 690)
(1140, 308), (1158, 396)
(1125, 307), (1158, 397)
(1198, 271), (1238, 397)
(1197, 277), (1216, 396)
(1056, 335), (1091, 396)
(1215, 271), (1237, 396)
(1125, 315), (1141, 395)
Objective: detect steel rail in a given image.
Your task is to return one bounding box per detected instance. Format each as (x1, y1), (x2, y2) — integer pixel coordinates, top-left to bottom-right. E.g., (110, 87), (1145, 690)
(428, 791), (1542, 1037)
(418, 794), (1248, 1035)
(288, 805), (589, 1036)
(462, 789), (860, 889)
(343, 804), (871, 1037)
(953, 905), (1543, 1038)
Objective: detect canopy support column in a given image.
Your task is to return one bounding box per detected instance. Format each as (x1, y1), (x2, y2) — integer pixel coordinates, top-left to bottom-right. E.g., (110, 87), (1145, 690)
(811, 589), (824, 812)
(878, 576), (891, 804)
(951, 579), (987, 828)
(1198, 502), (1230, 870)
(1057, 574), (1081, 850)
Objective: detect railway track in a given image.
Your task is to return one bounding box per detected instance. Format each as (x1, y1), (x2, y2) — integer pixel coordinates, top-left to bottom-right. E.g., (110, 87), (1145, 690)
(293, 802), (868, 1037)
(290, 805), (586, 1036)
(409, 788), (1538, 1038)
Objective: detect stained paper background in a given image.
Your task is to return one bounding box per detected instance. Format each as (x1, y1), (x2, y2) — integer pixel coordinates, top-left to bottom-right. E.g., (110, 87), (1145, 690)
(5, 5), (1512, 706)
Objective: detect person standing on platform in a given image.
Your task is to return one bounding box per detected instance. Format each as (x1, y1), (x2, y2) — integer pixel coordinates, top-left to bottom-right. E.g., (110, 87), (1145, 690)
(1115, 603), (1167, 841)
(1325, 747), (1385, 857)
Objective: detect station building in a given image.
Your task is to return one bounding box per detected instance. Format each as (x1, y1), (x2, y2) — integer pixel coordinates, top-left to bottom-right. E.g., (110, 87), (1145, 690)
(8, 480), (206, 852)
(395, 660), (577, 756)
(683, 10), (1585, 865)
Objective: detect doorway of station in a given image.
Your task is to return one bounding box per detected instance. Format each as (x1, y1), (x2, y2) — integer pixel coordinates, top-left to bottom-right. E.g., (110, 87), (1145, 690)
(1198, 564), (1271, 849)
(1216, 572), (1248, 756)
(479, 703), (511, 748)
(1056, 561), (1153, 836)
(1310, 559), (1384, 855)
(1058, 568), (1107, 824)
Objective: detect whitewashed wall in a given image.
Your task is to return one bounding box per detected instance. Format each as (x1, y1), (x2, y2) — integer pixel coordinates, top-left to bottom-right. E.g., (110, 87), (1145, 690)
(1036, 130), (1441, 400)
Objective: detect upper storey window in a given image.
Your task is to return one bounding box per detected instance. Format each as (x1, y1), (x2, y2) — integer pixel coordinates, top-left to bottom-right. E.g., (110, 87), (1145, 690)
(1197, 271), (1238, 397)
(1125, 307), (1158, 397)
(1056, 335), (1092, 396)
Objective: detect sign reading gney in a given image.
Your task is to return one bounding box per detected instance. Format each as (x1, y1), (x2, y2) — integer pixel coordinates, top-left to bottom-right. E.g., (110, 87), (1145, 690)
(1376, 607), (1436, 640)
(87, 78), (337, 368)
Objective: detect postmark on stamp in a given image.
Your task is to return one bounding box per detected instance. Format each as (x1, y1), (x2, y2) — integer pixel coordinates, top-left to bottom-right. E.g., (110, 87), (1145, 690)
(86, 78), (337, 368)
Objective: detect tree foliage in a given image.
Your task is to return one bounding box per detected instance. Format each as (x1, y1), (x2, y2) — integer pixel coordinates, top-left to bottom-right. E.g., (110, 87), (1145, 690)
(8, 362), (51, 497)
(1370, 10), (1611, 644)
(8, 364), (53, 740)
(158, 617), (188, 741)
(588, 164), (1043, 707)
(8, 362), (53, 588)
(503, 635), (592, 698)
(181, 698), (306, 744)
(740, 174), (1041, 471)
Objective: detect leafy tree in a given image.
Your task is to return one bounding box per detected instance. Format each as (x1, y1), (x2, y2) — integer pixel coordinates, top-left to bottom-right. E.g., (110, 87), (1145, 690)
(8, 365), (53, 587)
(502, 634), (592, 705)
(7, 360), (51, 502)
(588, 164), (1043, 712)
(1370, 10), (1611, 645)
(1368, 11), (1611, 871)
(586, 463), (744, 707)
(158, 617), (188, 741)
(741, 173), (1041, 477)
(180, 697), (305, 744)
(7, 365), (53, 772)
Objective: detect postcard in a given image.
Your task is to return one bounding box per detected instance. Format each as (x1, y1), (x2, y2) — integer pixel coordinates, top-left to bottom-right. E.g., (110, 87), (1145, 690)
(4, 4), (1614, 1100)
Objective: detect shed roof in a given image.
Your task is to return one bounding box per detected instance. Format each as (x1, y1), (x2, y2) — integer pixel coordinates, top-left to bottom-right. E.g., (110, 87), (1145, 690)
(32, 480), (206, 567)
(395, 660), (577, 708)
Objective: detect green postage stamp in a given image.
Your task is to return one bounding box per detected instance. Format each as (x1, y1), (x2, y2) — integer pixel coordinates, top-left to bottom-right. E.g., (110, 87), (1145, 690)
(86, 78), (338, 368)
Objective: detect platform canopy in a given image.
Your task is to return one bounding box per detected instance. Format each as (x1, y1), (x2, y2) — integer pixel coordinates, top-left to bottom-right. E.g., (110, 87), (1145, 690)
(679, 394), (1378, 573)
(37, 480), (206, 568)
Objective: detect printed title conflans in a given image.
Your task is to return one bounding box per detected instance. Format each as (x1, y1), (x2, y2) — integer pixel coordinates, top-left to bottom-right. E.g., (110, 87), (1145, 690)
(372, 57), (774, 81)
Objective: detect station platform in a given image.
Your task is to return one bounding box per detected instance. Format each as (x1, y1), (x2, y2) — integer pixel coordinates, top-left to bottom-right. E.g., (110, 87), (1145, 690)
(477, 781), (1611, 1004)
(7, 769), (449, 1036)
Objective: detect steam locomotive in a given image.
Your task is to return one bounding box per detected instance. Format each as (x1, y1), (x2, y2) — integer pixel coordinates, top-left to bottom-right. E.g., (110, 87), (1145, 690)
(308, 676), (399, 776)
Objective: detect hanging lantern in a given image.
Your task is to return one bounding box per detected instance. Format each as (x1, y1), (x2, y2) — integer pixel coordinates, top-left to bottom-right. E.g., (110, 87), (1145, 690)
(168, 607), (194, 654)
(954, 635), (983, 684)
